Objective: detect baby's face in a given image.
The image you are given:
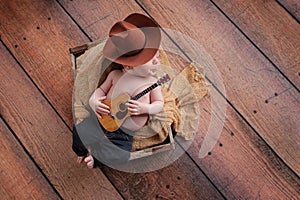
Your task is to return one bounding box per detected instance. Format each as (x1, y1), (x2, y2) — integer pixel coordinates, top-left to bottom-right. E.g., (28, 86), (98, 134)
(130, 51), (160, 77)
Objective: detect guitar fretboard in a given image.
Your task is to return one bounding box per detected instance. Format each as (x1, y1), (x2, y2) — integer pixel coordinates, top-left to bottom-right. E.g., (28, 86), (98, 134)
(131, 83), (159, 100)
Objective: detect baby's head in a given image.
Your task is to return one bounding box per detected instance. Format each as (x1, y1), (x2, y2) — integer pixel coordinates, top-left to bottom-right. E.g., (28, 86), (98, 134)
(103, 13), (161, 73)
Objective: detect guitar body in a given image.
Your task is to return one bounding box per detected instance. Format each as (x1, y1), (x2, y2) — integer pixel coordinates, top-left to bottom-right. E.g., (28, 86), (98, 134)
(98, 74), (170, 132)
(98, 93), (131, 132)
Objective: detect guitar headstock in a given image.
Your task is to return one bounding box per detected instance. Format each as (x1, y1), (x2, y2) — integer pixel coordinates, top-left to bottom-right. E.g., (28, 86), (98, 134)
(157, 74), (171, 85)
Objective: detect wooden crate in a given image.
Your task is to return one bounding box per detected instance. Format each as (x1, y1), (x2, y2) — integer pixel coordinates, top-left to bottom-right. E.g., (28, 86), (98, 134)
(69, 42), (175, 160)
(129, 126), (175, 160)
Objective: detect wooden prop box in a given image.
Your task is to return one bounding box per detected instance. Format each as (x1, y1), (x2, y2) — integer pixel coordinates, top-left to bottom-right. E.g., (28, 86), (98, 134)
(69, 42), (175, 161)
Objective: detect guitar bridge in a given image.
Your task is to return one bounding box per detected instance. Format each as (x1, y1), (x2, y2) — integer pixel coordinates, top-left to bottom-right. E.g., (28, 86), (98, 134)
(109, 112), (115, 119)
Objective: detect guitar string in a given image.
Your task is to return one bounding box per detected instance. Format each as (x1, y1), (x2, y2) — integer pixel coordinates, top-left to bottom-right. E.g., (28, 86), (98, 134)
(131, 75), (169, 100)
(131, 83), (159, 100)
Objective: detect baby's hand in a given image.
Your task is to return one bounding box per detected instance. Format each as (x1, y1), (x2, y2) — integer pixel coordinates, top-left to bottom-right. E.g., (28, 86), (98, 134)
(93, 96), (110, 118)
(126, 100), (149, 115)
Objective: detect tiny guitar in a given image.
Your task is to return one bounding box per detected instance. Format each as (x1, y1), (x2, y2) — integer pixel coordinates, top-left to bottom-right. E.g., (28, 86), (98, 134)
(98, 74), (170, 131)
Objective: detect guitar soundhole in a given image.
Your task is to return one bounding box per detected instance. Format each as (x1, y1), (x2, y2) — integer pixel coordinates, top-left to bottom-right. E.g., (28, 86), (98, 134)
(116, 109), (128, 120)
(116, 102), (128, 120)
(119, 103), (126, 111)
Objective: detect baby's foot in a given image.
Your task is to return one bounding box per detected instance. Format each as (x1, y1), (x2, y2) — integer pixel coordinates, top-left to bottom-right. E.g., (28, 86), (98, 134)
(84, 155), (94, 169)
(77, 156), (86, 164)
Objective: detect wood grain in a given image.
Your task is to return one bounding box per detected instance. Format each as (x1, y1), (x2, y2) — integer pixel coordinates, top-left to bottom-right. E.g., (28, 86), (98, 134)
(194, 95), (300, 199)
(1, 0), (299, 199)
(58, 0), (140, 40)
(102, 151), (224, 200)
(155, 49), (300, 198)
(0, 118), (59, 200)
(0, 0), (90, 127)
(138, 0), (300, 176)
(0, 0), (224, 198)
(155, 49), (300, 199)
(277, 0), (300, 21)
(58, 0), (225, 198)
(212, 0), (300, 88)
(0, 42), (121, 199)
(63, 0), (300, 197)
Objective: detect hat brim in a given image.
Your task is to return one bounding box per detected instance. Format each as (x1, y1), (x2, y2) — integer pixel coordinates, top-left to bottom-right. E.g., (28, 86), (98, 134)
(103, 13), (161, 66)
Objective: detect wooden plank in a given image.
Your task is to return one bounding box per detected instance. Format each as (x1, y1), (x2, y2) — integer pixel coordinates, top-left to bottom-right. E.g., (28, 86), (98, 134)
(0, 0), (90, 127)
(0, 0), (224, 199)
(102, 151), (224, 199)
(194, 96), (300, 199)
(0, 43), (122, 199)
(138, 0), (300, 176)
(57, 0), (139, 40)
(277, 0), (300, 21)
(0, 118), (59, 200)
(212, 0), (300, 89)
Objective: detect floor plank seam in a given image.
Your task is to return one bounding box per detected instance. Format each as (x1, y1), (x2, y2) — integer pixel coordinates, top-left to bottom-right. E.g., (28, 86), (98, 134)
(219, 90), (300, 180)
(53, 2), (135, 198)
(209, 0), (300, 93)
(135, 0), (300, 180)
(2, 36), (127, 199)
(1, 1), (298, 198)
(0, 39), (72, 134)
(3, 1), (298, 197)
(54, 1), (227, 196)
(3, 0), (297, 181)
(275, 0), (300, 24)
(0, 114), (63, 199)
(1, 38), (125, 199)
(174, 138), (228, 200)
(55, 0), (93, 42)
(134, 0), (192, 64)
(133, 1), (232, 198)
(98, 168), (126, 200)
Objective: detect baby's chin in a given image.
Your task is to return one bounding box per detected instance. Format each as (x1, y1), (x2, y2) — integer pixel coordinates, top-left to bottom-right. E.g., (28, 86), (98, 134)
(138, 71), (157, 77)
(149, 70), (158, 76)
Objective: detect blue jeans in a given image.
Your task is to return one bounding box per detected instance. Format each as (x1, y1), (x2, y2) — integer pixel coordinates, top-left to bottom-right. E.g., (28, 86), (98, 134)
(72, 113), (133, 167)
(101, 124), (133, 152)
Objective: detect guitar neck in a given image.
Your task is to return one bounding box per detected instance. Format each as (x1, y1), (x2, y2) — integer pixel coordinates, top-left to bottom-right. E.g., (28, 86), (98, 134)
(131, 83), (159, 100)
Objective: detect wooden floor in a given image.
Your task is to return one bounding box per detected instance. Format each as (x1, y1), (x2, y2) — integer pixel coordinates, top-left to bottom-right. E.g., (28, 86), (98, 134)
(0, 0), (299, 199)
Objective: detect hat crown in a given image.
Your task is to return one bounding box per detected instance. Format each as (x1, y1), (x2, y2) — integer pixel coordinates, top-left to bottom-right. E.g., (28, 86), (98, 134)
(109, 21), (146, 57)
(103, 13), (161, 66)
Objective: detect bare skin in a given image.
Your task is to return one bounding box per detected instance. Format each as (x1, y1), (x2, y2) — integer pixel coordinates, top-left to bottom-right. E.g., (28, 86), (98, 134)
(78, 52), (164, 168)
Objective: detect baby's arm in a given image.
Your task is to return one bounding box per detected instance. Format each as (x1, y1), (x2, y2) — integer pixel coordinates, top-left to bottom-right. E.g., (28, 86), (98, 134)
(127, 86), (164, 115)
(89, 71), (115, 118)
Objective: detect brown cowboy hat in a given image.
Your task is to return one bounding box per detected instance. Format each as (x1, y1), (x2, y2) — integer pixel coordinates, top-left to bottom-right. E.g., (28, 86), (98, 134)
(103, 13), (161, 67)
